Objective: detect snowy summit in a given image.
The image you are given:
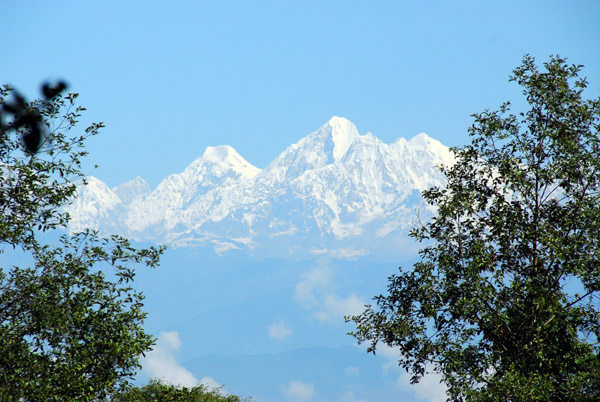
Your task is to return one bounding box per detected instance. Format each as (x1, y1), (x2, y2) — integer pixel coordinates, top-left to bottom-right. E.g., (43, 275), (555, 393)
(67, 117), (453, 258)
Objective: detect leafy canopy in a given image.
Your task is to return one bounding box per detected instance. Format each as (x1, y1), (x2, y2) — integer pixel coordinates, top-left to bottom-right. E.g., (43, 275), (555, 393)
(0, 84), (165, 400)
(113, 379), (253, 402)
(349, 55), (600, 401)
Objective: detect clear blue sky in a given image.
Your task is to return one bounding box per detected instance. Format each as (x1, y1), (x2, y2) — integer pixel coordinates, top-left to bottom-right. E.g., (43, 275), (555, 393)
(2, 0), (599, 188)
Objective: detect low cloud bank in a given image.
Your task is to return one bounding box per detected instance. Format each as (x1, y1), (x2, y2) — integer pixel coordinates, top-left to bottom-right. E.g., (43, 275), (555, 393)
(142, 331), (222, 391)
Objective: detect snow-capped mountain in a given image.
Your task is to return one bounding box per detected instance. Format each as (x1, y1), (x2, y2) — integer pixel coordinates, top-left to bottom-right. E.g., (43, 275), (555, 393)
(66, 117), (453, 258)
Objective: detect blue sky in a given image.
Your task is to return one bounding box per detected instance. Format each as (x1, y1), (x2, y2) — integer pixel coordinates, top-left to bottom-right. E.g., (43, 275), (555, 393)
(3, 2), (600, 401)
(3, 1), (599, 189)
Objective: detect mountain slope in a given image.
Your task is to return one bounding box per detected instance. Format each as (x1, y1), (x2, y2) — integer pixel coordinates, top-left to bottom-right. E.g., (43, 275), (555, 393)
(66, 117), (453, 258)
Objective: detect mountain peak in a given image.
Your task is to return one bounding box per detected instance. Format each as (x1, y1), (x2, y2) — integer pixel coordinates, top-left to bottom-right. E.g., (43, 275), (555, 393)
(322, 116), (359, 160)
(202, 145), (238, 163)
(112, 176), (150, 203)
(408, 132), (445, 152)
(408, 132), (432, 148)
(325, 116), (352, 127)
(197, 145), (260, 178)
(408, 132), (455, 167)
(67, 119), (453, 257)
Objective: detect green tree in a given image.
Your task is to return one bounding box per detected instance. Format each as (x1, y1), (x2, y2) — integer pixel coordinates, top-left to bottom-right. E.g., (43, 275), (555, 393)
(0, 84), (165, 400)
(348, 55), (600, 401)
(113, 379), (252, 402)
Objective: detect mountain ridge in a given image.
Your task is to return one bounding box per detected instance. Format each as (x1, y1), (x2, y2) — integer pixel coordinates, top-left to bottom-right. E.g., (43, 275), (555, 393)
(66, 117), (453, 258)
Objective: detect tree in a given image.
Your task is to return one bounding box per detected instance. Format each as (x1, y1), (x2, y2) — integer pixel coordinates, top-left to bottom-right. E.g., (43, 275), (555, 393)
(0, 84), (165, 400)
(348, 55), (600, 401)
(113, 379), (252, 402)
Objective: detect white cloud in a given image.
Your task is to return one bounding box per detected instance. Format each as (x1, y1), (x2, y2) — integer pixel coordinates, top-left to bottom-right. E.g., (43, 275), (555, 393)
(340, 391), (369, 402)
(345, 366), (360, 376)
(199, 376), (222, 390)
(315, 293), (366, 323)
(375, 342), (400, 358)
(375, 342), (402, 374)
(160, 331), (182, 350)
(142, 331), (224, 392)
(310, 247), (369, 260)
(282, 381), (315, 402)
(294, 265), (367, 324)
(398, 370), (447, 402)
(359, 341), (447, 402)
(142, 331), (200, 387)
(268, 320), (293, 341)
(294, 265), (333, 306)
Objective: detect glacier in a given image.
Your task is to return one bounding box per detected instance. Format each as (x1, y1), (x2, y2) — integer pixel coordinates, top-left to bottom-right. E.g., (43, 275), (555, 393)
(66, 117), (453, 258)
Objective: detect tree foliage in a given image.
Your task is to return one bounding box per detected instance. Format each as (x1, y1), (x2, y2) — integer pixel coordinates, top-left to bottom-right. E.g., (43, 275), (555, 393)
(0, 83), (99, 249)
(349, 55), (600, 401)
(0, 84), (165, 400)
(113, 379), (252, 402)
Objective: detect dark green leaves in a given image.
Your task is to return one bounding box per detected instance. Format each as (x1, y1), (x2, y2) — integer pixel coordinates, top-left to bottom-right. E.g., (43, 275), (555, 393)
(348, 55), (600, 401)
(1, 85), (165, 400)
(113, 379), (253, 402)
